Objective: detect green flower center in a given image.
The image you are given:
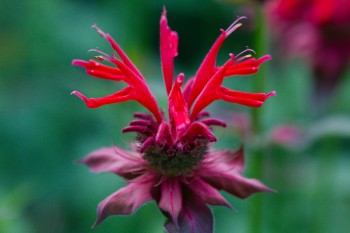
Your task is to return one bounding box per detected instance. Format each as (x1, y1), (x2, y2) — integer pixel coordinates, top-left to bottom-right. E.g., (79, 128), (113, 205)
(143, 138), (209, 176)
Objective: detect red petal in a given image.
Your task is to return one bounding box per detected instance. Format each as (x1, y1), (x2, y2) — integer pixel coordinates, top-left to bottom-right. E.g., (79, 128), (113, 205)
(122, 125), (154, 135)
(187, 30), (226, 108)
(182, 77), (195, 102)
(225, 55), (272, 77)
(73, 59), (124, 81)
(155, 122), (174, 146)
(181, 122), (216, 142)
(190, 58), (233, 120)
(71, 87), (133, 108)
(218, 87), (276, 108)
(114, 59), (162, 122)
(168, 74), (190, 139)
(133, 112), (153, 120)
(194, 111), (210, 120)
(73, 59), (123, 75)
(160, 9), (179, 94)
(187, 17), (246, 108)
(86, 69), (124, 81)
(129, 119), (152, 127)
(140, 136), (155, 153)
(199, 118), (227, 127)
(92, 24), (144, 79)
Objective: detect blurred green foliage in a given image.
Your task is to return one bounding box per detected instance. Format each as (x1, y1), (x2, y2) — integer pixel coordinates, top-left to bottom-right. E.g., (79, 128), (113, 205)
(1, 0), (349, 233)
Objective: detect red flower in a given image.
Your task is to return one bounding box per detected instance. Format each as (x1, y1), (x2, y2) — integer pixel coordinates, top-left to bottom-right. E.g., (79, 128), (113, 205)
(267, 0), (350, 106)
(73, 9), (274, 233)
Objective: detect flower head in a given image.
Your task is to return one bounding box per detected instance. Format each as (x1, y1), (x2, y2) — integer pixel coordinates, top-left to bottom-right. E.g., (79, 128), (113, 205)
(266, 0), (350, 107)
(73, 9), (274, 233)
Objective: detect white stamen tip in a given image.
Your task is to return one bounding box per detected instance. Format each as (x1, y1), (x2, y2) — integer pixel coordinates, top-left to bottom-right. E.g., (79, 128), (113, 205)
(225, 16), (247, 36)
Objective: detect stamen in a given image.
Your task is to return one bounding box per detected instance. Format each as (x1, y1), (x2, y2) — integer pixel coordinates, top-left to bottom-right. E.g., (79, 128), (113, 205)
(235, 47), (256, 59)
(92, 24), (107, 38)
(266, 91), (277, 98)
(225, 16), (247, 37)
(88, 49), (116, 64)
(153, 176), (166, 187)
(94, 56), (105, 61)
(235, 54), (253, 62)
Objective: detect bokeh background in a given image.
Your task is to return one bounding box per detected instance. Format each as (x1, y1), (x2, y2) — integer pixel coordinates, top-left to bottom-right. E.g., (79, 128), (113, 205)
(1, 0), (350, 233)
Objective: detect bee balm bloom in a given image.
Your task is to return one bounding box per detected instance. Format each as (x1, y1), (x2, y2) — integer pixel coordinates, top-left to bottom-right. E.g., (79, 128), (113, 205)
(267, 0), (350, 106)
(73, 9), (275, 233)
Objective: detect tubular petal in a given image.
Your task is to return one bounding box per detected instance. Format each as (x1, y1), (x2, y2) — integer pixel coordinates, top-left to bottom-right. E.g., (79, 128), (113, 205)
(74, 25), (162, 122)
(73, 59), (123, 75)
(182, 77), (195, 102)
(218, 87), (275, 108)
(155, 122), (173, 146)
(225, 67), (259, 76)
(140, 136), (155, 153)
(92, 24), (144, 79)
(71, 87), (134, 108)
(160, 9), (179, 95)
(168, 74), (190, 139)
(225, 55), (272, 77)
(181, 122), (216, 142)
(194, 111), (210, 120)
(190, 58), (234, 120)
(187, 30), (226, 108)
(114, 58), (162, 122)
(72, 59), (89, 67)
(122, 125), (154, 135)
(129, 119), (151, 127)
(86, 69), (124, 81)
(199, 118), (227, 127)
(188, 17), (246, 108)
(73, 59), (124, 81)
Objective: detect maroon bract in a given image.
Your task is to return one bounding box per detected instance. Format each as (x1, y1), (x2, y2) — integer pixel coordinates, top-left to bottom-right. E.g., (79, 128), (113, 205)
(73, 9), (274, 233)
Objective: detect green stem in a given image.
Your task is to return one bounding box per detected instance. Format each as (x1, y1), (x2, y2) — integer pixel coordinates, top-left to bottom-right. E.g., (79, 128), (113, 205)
(248, 4), (268, 233)
(310, 138), (339, 233)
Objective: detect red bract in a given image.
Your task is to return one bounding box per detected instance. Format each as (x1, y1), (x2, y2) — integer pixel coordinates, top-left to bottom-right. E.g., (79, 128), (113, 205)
(73, 9), (274, 233)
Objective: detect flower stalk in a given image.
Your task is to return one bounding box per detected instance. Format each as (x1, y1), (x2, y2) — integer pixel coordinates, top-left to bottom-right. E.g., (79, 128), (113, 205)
(248, 4), (269, 233)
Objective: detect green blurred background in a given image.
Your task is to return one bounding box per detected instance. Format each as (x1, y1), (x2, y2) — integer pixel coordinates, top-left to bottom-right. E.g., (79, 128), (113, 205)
(1, 0), (350, 233)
